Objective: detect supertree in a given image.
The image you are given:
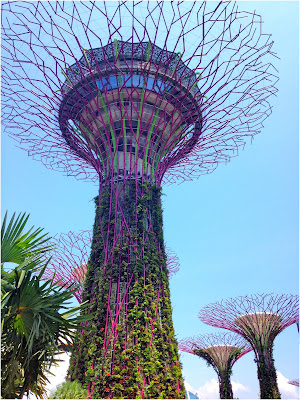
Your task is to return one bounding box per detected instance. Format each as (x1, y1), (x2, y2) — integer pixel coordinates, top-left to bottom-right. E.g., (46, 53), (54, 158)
(42, 231), (92, 303)
(288, 380), (299, 387)
(1, 1), (278, 398)
(42, 230), (180, 303)
(198, 293), (299, 399)
(179, 332), (252, 399)
(164, 247), (180, 278)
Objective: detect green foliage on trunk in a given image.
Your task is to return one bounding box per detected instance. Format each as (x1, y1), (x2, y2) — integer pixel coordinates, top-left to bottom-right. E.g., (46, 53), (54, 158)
(194, 348), (240, 399)
(69, 181), (185, 399)
(255, 345), (281, 399)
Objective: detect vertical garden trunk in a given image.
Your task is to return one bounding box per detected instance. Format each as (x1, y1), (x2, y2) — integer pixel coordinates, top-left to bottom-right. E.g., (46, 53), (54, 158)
(219, 371), (233, 399)
(69, 180), (185, 399)
(256, 348), (281, 399)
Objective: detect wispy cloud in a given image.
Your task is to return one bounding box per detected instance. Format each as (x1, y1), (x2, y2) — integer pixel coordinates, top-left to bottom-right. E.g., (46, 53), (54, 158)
(232, 380), (249, 394)
(185, 378), (248, 399)
(277, 371), (299, 399)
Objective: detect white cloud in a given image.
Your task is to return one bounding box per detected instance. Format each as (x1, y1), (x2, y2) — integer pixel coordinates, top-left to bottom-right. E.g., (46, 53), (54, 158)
(185, 378), (248, 400)
(185, 381), (198, 394)
(232, 380), (249, 394)
(277, 371), (299, 399)
(196, 378), (219, 399)
(45, 352), (70, 395)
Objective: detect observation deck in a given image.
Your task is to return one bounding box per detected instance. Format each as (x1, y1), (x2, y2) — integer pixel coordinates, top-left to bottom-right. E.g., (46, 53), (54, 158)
(59, 40), (202, 182)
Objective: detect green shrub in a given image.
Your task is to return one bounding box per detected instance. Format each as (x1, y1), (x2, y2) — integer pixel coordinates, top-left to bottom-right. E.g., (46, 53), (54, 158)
(51, 380), (88, 399)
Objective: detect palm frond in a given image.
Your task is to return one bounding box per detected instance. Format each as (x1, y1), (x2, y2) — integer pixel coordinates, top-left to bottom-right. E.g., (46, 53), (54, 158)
(1, 211), (53, 265)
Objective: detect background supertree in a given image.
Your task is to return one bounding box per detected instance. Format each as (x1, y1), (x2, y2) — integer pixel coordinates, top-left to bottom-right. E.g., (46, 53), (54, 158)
(1, 1), (278, 398)
(42, 230), (180, 303)
(198, 293), (299, 399)
(179, 332), (252, 399)
(42, 231), (92, 303)
(288, 380), (299, 387)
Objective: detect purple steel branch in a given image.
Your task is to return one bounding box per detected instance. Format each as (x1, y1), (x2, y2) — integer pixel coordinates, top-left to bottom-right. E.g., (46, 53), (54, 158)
(1, 1), (278, 185)
(165, 247), (180, 277)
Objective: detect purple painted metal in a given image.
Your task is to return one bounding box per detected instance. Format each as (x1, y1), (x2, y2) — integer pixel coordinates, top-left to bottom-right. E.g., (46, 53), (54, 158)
(165, 247), (180, 277)
(41, 231), (92, 303)
(1, 1), (278, 185)
(179, 332), (252, 362)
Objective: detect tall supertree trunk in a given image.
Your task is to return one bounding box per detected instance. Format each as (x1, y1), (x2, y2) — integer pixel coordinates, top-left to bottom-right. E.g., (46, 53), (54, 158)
(69, 180), (185, 399)
(255, 347), (281, 399)
(219, 371), (233, 399)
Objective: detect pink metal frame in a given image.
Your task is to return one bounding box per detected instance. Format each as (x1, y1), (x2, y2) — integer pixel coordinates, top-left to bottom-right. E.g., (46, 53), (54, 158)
(41, 231), (92, 303)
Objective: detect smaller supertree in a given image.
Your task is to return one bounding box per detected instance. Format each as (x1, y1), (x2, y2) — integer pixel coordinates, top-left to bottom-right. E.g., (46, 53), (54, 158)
(179, 332), (252, 399)
(165, 247), (180, 277)
(288, 380), (299, 387)
(42, 231), (180, 302)
(42, 231), (92, 303)
(198, 294), (299, 399)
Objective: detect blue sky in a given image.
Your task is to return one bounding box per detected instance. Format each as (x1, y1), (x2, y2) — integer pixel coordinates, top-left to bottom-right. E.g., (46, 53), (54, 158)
(2, 1), (299, 399)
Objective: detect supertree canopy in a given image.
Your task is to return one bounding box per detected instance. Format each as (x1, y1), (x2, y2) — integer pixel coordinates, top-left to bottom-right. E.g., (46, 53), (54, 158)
(179, 332), (252, 399)
(288, 380), (299, 387)
(198, 293), (299, 399)
(42, 231), (92, 303)
(43, 230), (180, 303)
(1, 1), (278, 398)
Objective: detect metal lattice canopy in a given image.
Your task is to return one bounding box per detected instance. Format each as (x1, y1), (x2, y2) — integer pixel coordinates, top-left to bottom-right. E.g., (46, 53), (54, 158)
(179, 332), (252, 369)
(1, 1), (278, 186)
(198, 293), (299, 341)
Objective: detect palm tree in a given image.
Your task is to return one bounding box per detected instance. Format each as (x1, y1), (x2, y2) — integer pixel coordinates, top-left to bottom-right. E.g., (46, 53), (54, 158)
(1, 212), (91, 399)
